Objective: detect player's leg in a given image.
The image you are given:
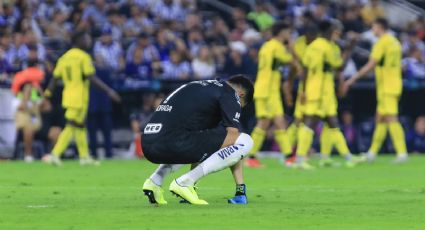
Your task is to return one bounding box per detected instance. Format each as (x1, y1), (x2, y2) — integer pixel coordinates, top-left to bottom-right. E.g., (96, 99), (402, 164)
(365, 99), (390, 162)
(172, 129), (253, 204)
(319, 123), (333, 166)
(72, 107), (96, 165)
(246, 118), (270, 167)
(295, 114), (319, 169)
(273, 116), (292, 157)
(324, 116), (359, 167)
(246, 98), (271, 167)
(49, 109), (79, 165)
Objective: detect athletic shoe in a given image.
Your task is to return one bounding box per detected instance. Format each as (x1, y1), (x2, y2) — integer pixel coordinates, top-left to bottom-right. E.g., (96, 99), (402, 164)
(42, 154), (62, 166)
(284, 155), (296, 167)
(228, 195), (248, 204)
(393, 154), (408, 164)
(361, 152), (376, 163)
(80, 156), (100, 166)
(142, 179), (167, 205)
(24, 155), (34, 163)
(319, 157), (335, 167)
(294, 161), (315, 170)
(245, 157), (262, 168)
(169, 180), (208, 205)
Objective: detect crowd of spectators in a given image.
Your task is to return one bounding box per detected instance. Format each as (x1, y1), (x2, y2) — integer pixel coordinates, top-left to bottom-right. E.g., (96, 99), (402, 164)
(1, 0), (425, 159)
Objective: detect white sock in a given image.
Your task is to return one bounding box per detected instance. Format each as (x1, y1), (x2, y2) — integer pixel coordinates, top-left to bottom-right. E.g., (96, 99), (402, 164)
(150, 164), (184, 186)
(176, 133), (253, 187)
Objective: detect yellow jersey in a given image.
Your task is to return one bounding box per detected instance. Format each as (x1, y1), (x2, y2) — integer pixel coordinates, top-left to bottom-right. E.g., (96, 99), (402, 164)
(302, 37), (342, 101)
(294, 36), (308, 60)
(254, 38), (293, 98)
(370, 33), (402, 97)
(53, 48), (95, 109)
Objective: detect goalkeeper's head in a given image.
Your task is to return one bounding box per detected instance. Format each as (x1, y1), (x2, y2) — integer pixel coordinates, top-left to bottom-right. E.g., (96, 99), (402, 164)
(226, 74), (254, 107)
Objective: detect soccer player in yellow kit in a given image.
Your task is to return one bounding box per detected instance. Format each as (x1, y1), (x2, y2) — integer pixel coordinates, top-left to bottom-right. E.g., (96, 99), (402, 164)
(284, 26), (318, 166)
(43, 32), (121, 165)
(343, 18), (408, 163)
(295, 20), (359, 169)
(246, 22), (300, 168)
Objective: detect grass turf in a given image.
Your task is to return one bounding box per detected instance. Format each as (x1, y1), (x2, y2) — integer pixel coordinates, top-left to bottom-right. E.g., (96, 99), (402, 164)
(1, 155), (425, 230)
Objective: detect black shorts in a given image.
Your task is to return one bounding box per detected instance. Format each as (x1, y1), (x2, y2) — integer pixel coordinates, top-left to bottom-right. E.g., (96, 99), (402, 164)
(142, 126), (227, 164)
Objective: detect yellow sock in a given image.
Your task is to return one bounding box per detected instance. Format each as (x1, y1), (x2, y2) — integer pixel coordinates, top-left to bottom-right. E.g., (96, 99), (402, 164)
(296, 126), (314, 157)
(286, 123), (299, 147)
(274, 129), (292, 155)
(388, 122), (407, 156)
(75, 127), (89, 158)
(52, 125), (74, 157)
(249, 127), (266, 157)
(368, 123), (388, 154)
(320, 126), (332, 157)
(330, 128), (350, 156)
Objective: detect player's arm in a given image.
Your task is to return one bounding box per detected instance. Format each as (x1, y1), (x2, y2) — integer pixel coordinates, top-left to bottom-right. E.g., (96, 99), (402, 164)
(84, 55), (121, 102)
(343, 41), (381, 94)
(87, 75), (121, 102)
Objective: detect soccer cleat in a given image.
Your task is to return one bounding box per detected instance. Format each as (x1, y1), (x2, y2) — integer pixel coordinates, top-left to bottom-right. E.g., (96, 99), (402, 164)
(42, 154), (62, 166)
(344, 160), (357, 168)
(294, 161), (315, 170)
(169, 180), (208, 205)
(393, 154), (408, 164)
(142, 179), (167, 205)
(361, 152), (376, 163)
(228, 195), (248, 204)
(245, 157), (262, 168)
(284, 155), (296, 167)
(79, 156), (100, 166)
(24, 155), (34, 163)
(319, 157), (336, 167)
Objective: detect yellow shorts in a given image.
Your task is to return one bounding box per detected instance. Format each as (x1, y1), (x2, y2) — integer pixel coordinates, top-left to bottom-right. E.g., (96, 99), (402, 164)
(254, 93), (284, 119)
(15, 110), (41, 131)
(65, 107), (88, 125)
(377, 95), (399, 115)
(304, 95), (337, 118)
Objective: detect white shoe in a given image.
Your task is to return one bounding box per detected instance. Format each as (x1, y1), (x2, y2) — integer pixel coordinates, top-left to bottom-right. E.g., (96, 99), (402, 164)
(24, 155), (34, 163)
(360, 152), (376, 163)
(393, 154), (408, 164)
(42, 154), (62, 166)
(80, 156), (100, 166)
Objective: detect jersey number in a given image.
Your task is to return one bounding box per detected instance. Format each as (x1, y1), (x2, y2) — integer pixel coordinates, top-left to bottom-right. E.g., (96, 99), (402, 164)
(64, 65), (72, 81)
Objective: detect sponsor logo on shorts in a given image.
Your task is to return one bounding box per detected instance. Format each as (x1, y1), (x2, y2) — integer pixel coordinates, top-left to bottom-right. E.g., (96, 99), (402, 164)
(144, 123), (162, 134)
(156, 105), (173, 112)
(218, 145), (238, 160)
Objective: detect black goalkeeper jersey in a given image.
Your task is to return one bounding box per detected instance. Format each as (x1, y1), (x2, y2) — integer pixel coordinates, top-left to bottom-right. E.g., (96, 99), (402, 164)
(144, 80), (242, 136)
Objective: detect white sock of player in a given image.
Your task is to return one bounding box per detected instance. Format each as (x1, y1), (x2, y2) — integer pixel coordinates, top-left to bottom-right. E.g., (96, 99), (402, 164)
(150, 164), (184, 186)
(176, 133), (253, 187)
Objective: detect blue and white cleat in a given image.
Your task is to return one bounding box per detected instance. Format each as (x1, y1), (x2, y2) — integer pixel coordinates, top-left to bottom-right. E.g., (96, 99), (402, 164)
(228, 195), (248, 204)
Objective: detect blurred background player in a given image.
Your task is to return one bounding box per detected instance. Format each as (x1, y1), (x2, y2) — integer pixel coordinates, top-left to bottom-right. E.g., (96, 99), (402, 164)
(296, 20), (359, 169)
(343, 18), (408, 163)
(43, 31), (121, 166)
(285, 24), (318, 166)
(246, 22), (300, 168)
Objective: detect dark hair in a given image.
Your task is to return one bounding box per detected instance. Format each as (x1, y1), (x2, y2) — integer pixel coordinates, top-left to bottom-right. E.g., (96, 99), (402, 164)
(71, 31), (88, 46)
(374, 18), (389, 30)
(318, 20), (333, 34)
(227, 74), (254, 104)
(272, 22), (291, 36)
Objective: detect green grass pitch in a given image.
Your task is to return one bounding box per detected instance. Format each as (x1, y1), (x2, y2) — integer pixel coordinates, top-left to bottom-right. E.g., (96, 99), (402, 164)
(1, 155), (425, 230)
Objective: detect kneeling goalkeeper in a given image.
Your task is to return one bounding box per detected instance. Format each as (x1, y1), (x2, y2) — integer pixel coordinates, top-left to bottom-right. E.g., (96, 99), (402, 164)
(142, 75), (254, 205)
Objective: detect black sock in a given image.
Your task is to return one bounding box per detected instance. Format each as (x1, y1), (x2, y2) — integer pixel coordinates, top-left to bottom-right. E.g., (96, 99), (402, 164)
(286, 152), (296, 158)
(235, 184), (246, 196)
